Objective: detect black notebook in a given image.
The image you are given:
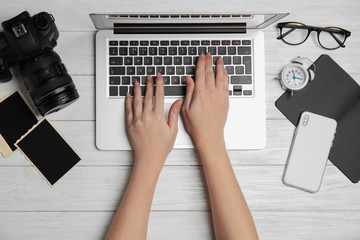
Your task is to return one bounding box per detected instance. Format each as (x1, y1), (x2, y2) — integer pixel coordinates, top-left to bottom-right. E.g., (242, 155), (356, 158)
(275, 54), (360, 183)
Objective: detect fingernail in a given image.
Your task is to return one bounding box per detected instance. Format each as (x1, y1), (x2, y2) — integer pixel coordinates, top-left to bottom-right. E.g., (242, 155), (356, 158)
(134, 81), (139, 87)
(218, 58), (223, 63)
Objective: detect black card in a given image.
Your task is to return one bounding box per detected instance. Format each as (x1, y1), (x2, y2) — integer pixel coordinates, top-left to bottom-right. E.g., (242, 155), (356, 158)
(275, 54), (360, 183)
(0, 91), (38, 157)
(16, 119), (81, 185)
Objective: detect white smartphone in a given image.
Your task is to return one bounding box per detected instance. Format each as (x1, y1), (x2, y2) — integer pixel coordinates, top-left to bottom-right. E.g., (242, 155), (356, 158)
(283, 111), (337, 193)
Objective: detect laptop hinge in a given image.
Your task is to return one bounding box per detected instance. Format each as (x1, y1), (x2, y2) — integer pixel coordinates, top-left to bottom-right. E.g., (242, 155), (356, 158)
(113, 23), (247, 34)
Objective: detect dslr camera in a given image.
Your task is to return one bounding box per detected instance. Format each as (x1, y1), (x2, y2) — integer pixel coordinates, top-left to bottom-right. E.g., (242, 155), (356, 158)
(0, 11), (79, 115)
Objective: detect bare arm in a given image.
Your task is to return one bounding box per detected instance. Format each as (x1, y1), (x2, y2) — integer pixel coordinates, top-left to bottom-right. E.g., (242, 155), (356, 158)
(181, 53), (258, 240)
(105, 74), (182, 240)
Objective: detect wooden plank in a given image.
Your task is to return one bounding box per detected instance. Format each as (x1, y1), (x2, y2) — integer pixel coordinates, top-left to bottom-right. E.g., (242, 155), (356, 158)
(1, 0), (360, 31)
(0, 119), (295, 166)
(0, 165), (358, 211)
(0, 211), (359, 240)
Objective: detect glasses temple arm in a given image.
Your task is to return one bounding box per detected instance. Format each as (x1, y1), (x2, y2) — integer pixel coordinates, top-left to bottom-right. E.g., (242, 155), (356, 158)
(329, 32), (345, 47)
(277, 27), (296, 39)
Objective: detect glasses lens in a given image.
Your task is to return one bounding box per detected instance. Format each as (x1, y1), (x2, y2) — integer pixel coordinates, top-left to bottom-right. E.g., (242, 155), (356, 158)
(319, 27), (346, 49)
(280, 23), (309, 45)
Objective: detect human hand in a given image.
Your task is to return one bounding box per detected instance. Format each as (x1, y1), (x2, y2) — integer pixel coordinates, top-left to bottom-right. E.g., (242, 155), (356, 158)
(181, 53), (229, 151)
(125, 74), (183, 172)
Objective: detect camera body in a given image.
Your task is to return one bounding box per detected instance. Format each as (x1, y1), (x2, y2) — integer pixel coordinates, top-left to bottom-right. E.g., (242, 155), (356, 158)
(0, 11), (79, 115)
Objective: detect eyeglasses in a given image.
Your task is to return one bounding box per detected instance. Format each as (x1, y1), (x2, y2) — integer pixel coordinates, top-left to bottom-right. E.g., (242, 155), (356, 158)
(277, 22), (351, 50)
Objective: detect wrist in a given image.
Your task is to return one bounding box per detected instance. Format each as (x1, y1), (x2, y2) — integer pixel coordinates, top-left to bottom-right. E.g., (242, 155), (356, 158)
(196, 137), (226, 159)
(134, 152), (167, 175)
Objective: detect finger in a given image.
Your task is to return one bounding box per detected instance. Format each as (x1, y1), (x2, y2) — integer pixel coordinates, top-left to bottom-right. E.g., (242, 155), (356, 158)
(154, 73), (164, 113)
(184, 76), (195, 109)
(205, 53), (215, 88)
(168, 99), (183, 130)
(215, 57), (225, 89)
(143, 76), (154, 112)
(125, 92), (133, 124)
(194, 53), (206, 90)
(133, 80), (142, 117)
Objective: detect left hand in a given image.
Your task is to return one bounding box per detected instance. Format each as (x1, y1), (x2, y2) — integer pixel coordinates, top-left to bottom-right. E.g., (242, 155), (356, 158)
(125, 73), (183, 172)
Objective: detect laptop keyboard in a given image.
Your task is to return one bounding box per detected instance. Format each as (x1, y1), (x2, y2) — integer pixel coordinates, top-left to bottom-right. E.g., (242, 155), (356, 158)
(108, 39), (253, 97)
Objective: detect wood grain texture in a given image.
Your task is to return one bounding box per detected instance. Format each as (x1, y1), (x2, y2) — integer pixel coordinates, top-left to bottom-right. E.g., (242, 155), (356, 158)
(0, 211), (359, 240)
(0, 1), (359, 239)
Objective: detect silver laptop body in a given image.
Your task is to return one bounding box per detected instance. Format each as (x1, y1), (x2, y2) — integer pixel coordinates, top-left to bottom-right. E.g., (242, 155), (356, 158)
(90, 13), (288, 150)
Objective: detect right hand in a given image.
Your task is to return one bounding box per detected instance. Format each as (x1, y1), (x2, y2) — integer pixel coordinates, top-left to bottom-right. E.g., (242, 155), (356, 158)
(181, 53), (229, 150)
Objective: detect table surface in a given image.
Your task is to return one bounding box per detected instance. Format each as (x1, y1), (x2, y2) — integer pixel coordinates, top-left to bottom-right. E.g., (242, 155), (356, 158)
(1, 0), (360, 239)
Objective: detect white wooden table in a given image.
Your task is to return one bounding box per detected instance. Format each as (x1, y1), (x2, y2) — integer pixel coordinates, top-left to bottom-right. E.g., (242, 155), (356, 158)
(1, 0), (360, 239)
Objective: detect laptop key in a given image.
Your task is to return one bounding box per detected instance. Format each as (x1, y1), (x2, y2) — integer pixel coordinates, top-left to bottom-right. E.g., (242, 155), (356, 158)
(119, 86), (128, 96)
(188, 47), (197, 55)
(124, 57), (132, 65)
(164, 57), (172, 65)
(169, 47), (177, 55)
(137, 67), (145, 75)
(238, 47), (251, 55)
(186, 66), (195, 75)
(160, 41), (170, 46)
(211, 40), (220, 45)
(139, 47), (147, 55)
(134, 57), (142, 65)
(154, 57), (162, 65)
(129, 47), (137, 55)
(109, 77), (120, 85)
(127, 67), (136, 75)
(243, 90), (252, 95)
(181, 41), (190, 45)
(141, 76), (147, 85)
(132, 76), (140, 84)
(122, 76), (131, 85)
(119, 47), (128, 55)
(130, 41), (138, 46)
(235, 66), (244, 74)
(144, 57), (152, 65)
(201, 40), (210, 45)
(191, 40), (200, 45)
(232, 40), (241, 45)
(119, 41), (128, 46)
(225, 66), (234, 75)
(222, 40), (230, 45)
(109, 47), (118, 55)
(109, 86), (118, 96)
(243, 56), (252, 74)
(147, 67), (155, 75)
(218, 47), (226, 55)
(208, 47), (217, 55)
(159, 47), (167, 55)
(164, 86), (186, 96)
(156, 66), (165, 75)
(193, 56), (199, 65)
(223, 56), (231, 65)
(140, 41), (149, 46)
(149, 47), (157, 55)
(171, 41), (180, 46)
(109, 41), (118, 46)
(176, 66), (185, 75)
(166, 66), (175, 75)
(213, 56), (220, 65)
(198, 47), (207, 54)
(242, 40), (251, 45)
(233, 56), (241, 65)
(109, 57), (123, 65)
(179, 47), (187, 55)
(231, 76), (252, 84)
(174, 57), (182, 65)
(110, 67), (125, 75)
(163, 76), (170, 85)
(228, 47), (236, 55)
(171, 76), (180, 84)
(181, 76), (186, 84)
(184, 57), (192, 65)
(150, 41), (159, 46)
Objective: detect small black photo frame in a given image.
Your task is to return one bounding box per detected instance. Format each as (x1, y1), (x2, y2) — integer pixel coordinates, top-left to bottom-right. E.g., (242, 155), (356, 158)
(15, 118), (82, 185)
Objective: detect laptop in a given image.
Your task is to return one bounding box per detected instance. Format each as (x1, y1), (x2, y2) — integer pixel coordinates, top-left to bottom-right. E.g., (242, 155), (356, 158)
(90, 13), (288, 150)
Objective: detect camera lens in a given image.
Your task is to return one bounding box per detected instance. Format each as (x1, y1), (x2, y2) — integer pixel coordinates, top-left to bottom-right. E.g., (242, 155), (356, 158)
(20, 50), (79, 115)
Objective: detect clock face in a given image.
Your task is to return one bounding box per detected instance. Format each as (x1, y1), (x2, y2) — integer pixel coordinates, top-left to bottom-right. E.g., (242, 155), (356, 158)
(281, 65), (309, 91)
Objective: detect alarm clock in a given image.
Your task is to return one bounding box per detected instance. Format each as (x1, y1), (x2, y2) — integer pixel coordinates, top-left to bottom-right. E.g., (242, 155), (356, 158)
(276, 57), (316, 96)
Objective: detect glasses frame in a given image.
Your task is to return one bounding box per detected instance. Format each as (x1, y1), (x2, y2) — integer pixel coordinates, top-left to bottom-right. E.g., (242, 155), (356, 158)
(277, 22), (351, 50)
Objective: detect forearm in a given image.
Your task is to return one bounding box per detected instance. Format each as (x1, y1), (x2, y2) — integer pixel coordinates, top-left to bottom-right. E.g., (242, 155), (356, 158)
(105, 156), (163, 240)
(198, 140), (258, 240)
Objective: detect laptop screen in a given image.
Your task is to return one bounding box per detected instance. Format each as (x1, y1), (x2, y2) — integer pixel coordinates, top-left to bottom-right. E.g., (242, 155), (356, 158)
(90, 13), (289, 30)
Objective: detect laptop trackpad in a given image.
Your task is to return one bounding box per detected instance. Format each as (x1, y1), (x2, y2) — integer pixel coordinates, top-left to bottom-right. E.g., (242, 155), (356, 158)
(164, 103), (193, 148)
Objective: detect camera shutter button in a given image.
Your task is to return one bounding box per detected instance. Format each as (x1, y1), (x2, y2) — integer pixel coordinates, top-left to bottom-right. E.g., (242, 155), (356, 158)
(35, 16), (49, 30)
